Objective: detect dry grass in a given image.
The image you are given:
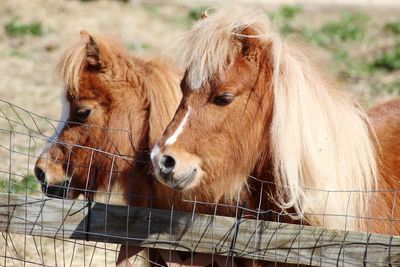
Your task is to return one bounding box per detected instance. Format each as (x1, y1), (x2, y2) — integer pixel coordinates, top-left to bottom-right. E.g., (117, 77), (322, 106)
(0, 0), (189, 120)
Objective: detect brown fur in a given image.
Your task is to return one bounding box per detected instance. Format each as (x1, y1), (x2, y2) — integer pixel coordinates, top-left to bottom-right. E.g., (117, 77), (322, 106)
(368, 99), (400, 234)
(150, 8), (400, 266)
(34, 32), (181, 206)
(152, 6), (400, 242)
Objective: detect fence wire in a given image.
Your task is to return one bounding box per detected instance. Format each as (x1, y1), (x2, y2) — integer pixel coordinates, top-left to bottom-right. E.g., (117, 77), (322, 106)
(0, 98), (399, 267)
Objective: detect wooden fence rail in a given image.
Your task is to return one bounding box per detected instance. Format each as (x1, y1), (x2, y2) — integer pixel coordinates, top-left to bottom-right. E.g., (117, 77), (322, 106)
(0, 194), (399, 266)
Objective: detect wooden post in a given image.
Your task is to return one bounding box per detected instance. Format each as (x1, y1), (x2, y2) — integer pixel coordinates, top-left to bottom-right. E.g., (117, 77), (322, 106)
(0, 194), (399, 266)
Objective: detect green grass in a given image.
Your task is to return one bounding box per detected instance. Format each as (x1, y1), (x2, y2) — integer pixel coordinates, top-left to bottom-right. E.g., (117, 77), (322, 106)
(321, 13), (367, 43)
(305, 12), (368, 47)
(5, 17), (44, 37)
(268, 5), (303, 35)
(269, 7), (368, 47)
(267, 5), (400, 96)
(280, 5), (303, 20)
(371, 44), (400, 71)
(385, 20), (400, 35)
(0, 173), (40, 194)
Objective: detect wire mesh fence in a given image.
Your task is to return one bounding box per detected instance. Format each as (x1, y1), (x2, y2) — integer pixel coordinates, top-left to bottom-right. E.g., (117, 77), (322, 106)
(0, 99), (125, 266)
(0, 98), (399, 267)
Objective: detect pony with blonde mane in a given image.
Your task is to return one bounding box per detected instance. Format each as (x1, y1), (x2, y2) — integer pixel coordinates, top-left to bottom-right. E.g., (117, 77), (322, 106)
(34, 32), (182, 266)
(151, 6), (400, 238)
(35, 31), (181, 205)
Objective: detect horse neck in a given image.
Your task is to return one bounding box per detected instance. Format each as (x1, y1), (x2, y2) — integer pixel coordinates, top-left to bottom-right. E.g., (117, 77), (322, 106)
(367, 102), (400, 234)
(91, 56), (166, 207)
(142, 59), (182, 147)
(125, 57), (182, 208)
(91, 150), (151, 206)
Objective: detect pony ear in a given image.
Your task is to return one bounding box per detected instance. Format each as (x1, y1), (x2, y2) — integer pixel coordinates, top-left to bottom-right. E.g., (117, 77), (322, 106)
(80, 30), (102, 67)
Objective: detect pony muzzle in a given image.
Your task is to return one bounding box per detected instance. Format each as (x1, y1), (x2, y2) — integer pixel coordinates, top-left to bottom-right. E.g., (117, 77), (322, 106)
(34, 160), (71, 198)
(42, 180), (70, 199)
(151, 147), (203, 191)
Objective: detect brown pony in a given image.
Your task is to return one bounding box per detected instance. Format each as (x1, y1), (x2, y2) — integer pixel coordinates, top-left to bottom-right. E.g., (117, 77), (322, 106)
(33, 31), (241, 267)
(34, 31), (181, 206)
(151, 6), (400, 239)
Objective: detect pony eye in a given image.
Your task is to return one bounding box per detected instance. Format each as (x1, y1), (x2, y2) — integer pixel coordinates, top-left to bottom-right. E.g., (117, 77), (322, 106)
(76, 108), (91, 121)
(213, 93), (235, 106)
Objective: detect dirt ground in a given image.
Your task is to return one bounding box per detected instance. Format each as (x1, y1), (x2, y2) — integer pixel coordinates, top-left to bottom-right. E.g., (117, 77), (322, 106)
(0, 0), (399, 266)
(0, 0), (190, 120)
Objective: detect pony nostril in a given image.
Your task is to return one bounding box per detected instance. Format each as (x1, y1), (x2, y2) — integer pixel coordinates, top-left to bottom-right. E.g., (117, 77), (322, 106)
(160, 155), (176, 173)
(34, 166), (46, 184)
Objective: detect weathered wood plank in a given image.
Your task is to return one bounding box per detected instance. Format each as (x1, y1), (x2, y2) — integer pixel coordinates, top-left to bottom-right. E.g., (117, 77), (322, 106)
(0, 194), (399, 266)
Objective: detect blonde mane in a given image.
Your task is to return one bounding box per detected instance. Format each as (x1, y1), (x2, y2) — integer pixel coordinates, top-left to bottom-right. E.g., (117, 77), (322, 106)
(176, 6), (378, 231)
(57, 41), (85, 96)
(174, 7), (269, 90)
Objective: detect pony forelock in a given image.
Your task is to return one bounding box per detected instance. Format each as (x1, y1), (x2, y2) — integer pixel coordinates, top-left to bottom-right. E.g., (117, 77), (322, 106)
(57, 41), (87, 96)
(175, 6), (269, 90)
(177, 6), (378, 231)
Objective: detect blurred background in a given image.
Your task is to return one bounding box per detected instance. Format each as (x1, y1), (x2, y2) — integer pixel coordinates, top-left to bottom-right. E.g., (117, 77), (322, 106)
(1, 0), (400, 120)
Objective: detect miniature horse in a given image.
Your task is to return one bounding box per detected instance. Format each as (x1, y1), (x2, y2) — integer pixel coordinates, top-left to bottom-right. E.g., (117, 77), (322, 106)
(34, 31), (181, 206)
(34, 32), (182, 266)
(151, 5), (400, 241)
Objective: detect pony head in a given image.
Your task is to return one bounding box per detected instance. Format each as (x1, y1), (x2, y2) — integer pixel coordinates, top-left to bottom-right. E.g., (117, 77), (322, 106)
(152, 7), (377, 230)
(35, 31), (181, 203)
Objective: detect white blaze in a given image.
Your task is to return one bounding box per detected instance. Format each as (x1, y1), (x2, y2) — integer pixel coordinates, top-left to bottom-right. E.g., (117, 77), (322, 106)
(165, 107), (191, 146)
